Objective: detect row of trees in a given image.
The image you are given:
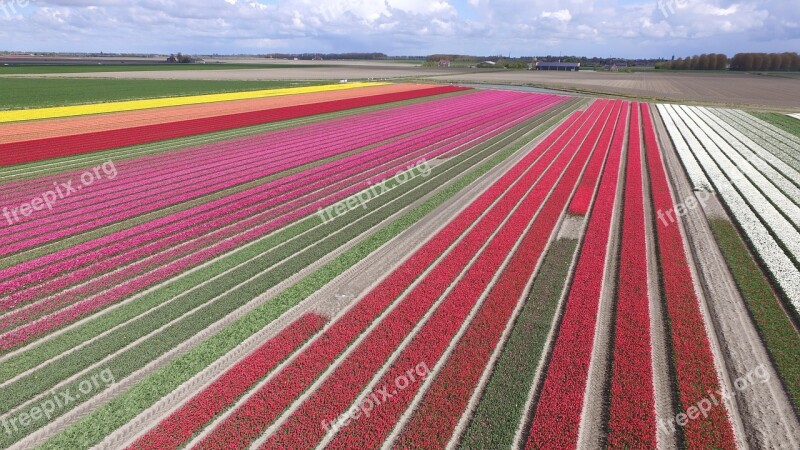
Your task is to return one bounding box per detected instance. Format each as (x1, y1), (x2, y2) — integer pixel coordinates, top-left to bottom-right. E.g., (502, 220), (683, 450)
(729, 52), (800, 71)
(656, 52), (800, 71)
(656, 53), (728, 70)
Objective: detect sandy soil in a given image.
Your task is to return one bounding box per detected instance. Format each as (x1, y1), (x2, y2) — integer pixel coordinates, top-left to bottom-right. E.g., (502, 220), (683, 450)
(653, 105), (800, 449)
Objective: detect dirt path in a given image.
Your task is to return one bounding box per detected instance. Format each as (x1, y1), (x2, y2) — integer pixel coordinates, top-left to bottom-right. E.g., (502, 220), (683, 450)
(652, 105), (800, 449)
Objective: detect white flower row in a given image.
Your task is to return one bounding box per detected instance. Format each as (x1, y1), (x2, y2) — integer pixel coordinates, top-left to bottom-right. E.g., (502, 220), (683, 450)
(656, 104), (713, 192)
(686, 106), (800, 226)
(789, 113), (800, 121)
(660, 104), (800, 312)
(716, 110), (800, 170)
(706, 108), (800, 191)
(677, 105), (800, 258)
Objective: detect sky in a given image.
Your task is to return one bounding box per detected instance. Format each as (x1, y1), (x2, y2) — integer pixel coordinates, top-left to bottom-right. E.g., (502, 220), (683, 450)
(0, 0), (798, 58)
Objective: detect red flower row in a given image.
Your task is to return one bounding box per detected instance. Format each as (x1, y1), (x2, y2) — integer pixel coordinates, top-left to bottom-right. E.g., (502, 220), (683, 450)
(258, 100), (593, 450)
(607, 103), (657, 447)
(641, 104), (735, 448)
(526, 99), (629, 448)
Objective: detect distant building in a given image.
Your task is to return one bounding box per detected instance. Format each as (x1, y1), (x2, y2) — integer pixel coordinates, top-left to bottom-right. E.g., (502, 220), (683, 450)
(438, 59), (450, 68)
(601, 63), (625, 71)
(535, 61), (580, 71)
(312, 55), (323, 61)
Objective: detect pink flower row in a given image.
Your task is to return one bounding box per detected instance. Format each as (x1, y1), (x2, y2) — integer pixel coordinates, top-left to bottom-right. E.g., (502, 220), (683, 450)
(2, 92), (528, 254)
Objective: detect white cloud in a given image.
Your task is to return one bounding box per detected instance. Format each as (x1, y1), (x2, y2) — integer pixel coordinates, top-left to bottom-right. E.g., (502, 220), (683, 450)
(0, 0), (796, 58)
(540, 9), (572, 22)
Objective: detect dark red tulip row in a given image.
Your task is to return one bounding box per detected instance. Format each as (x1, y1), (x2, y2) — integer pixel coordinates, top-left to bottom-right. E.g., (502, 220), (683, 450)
(607, 103), (656, 447)
(526, 100), (630, 448)
(641, 104), (735, 449)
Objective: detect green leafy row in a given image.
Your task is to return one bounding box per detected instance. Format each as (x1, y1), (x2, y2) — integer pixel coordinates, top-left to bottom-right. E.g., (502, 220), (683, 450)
(708, 218), (800, 414)
(459, 238), (579, 448)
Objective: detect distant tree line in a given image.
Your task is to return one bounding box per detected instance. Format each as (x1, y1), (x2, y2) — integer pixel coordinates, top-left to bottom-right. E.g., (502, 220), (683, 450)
(656, 53), (728, 70)
(657, 52), (800, 71)
(729, 52), (800, 71)
(262, 53), (388, 60)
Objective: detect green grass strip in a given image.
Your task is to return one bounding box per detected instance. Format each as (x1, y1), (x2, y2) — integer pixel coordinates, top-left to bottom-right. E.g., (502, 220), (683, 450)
(750, 112), (800, 139)
(0, 79), (327, 110)
(0, 64), (328, 76)
(34, 107), (577, 450)
(459, 238), (579, 449)
(708, 219), (800, 413)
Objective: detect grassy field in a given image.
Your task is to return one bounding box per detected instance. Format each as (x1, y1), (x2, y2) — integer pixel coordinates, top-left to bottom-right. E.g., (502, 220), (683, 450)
(0, 78), (325, 109)
(750, 112), (800, 138)
(709, 219), (800, 413)
(0, 63), (325, 75)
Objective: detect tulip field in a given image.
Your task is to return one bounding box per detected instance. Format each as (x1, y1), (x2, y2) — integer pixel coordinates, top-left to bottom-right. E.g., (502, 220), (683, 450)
(1, 81), (798, 449)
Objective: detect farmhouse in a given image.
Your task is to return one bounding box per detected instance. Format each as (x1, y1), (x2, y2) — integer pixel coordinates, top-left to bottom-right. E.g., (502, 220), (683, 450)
(535, 61), (580, 71)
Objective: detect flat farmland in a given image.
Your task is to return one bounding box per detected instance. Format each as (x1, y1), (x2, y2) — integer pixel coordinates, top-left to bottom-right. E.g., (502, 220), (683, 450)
(9, 61), (800, 110)
(0, 79), (798, 450)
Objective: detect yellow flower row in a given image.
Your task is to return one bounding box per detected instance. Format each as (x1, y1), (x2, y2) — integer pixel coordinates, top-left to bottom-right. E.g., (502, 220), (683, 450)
(0, 82), (388, 123)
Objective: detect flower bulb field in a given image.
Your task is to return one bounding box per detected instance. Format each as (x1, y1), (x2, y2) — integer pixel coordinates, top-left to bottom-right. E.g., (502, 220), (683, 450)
(0, 81), (798, 449)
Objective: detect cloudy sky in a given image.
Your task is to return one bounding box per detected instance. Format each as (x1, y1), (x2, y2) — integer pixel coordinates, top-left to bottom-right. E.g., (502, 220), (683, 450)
(1, 0), (797, 58)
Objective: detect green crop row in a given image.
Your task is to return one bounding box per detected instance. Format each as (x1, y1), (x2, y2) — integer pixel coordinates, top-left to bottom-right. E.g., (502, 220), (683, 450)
(708, 218), (800, 414)
(750, 112), (800, 139)
(459, 238), (579, 448)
